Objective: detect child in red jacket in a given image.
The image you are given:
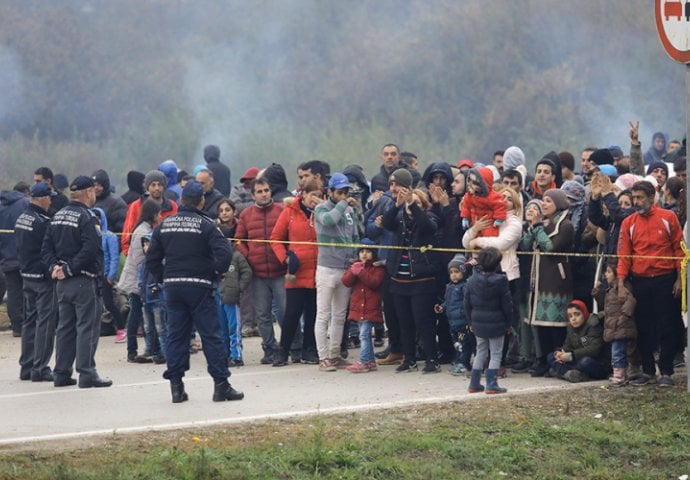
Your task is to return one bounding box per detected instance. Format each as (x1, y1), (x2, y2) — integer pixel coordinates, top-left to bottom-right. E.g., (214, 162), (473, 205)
(461, 167), (506, 237)
(342, 239), (385, 373)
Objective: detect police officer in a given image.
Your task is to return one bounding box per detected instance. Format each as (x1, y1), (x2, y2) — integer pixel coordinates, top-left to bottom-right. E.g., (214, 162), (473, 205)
(146, 180), (243, 403)
(41, 176), (112, 388)
(16, 182), (58, 381)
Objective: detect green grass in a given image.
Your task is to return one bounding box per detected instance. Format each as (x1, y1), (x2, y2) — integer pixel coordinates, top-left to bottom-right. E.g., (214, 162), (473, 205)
(1, 386), (689, 479)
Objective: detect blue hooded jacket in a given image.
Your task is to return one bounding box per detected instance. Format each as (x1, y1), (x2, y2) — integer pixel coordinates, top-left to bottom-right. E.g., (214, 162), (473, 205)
(93, 207), (119, 281)
(159, 160), (182, 203)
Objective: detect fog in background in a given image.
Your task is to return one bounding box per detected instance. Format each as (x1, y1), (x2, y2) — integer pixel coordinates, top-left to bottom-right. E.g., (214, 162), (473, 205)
(0, 0), (684, 189)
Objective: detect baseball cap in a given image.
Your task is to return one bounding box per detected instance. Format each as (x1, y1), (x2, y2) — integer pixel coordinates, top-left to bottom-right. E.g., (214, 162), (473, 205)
(328, 172), (350, 190)
(70, 176), (95, 192)
(31, 182), (57, 198)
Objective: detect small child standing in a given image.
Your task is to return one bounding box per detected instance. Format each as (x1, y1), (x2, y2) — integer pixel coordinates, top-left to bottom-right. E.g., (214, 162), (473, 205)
(342, 239), (385, 373)
(546, 300), (610, 382)
(219, 248), (253, 367)
(434, 255), (475, 376)
(464, 247), (512, 394)
(599, 263), (637, 387)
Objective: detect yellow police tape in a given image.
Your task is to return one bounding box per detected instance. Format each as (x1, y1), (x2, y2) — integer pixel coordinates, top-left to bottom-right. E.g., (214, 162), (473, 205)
(3, 228), (688, 311)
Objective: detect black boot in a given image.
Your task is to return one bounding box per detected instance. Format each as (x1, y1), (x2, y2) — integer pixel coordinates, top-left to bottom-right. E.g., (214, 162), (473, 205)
(171, 381), (188, 403)
(272, 347), (288, 367)
(213, 380), (244, 402)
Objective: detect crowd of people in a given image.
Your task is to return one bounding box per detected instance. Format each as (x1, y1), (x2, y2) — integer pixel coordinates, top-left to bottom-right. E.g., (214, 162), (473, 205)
(1, 123), (687, 402)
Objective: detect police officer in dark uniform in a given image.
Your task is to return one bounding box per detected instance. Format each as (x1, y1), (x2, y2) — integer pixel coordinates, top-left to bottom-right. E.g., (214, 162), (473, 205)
(16, 182), (58, 381)
(41, 176), (112, 388)
(146, 180), (243, 403)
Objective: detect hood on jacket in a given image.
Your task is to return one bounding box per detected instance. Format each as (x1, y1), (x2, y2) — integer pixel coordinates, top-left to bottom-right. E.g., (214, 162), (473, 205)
(422, 161), (454, 194)
(92, 206), (109, 232)
(262, 163), (289, 195)
(126, 170), (146, 195)
(466, 167), (494, 197)
(92, 169), (111, 197)
(343, 164), (370, 206)
(0, 190), (26, 206)
(503, 146), (525, 170)
(159, 160), (179, 189)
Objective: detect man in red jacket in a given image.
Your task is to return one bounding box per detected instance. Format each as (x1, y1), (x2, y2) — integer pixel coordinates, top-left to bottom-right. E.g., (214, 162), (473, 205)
(235, 178), (286, 364)
(617, 180), (683, 387)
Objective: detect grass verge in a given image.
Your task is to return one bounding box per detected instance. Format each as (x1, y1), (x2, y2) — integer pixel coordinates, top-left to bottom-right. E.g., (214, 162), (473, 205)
(0, 383), (689, 479)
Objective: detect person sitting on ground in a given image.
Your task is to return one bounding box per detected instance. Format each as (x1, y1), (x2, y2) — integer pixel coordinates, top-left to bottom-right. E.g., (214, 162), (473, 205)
(546, 300), (609, 383)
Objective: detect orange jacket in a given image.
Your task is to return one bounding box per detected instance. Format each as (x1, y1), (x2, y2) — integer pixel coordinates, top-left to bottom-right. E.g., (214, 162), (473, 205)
(617, 205), (682, 278)
(270, 195), (317, 288)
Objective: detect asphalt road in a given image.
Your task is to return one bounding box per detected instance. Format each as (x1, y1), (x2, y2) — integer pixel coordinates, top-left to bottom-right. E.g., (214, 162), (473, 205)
(0, 329), (600, 449)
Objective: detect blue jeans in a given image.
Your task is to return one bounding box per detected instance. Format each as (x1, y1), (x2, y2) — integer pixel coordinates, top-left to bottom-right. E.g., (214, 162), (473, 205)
(611, 339), (629, 369)
(358, 321), (376, 363)
(547, 353), (610, 380)
(163, 285), (229, 383)
(126, 293), (149, 357)
(144, 300), (167, 359)
(251, 276), (286, 356)
(220, 303), (243, 360)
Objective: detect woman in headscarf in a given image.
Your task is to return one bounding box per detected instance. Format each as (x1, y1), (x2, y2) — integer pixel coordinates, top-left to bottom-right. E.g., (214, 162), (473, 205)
(519, 188), (574, 377)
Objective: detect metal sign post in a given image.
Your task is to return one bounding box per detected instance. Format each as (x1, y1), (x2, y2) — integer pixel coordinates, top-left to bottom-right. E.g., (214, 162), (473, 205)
(686, 63), (690, 392)
(655, 0), (690, 391)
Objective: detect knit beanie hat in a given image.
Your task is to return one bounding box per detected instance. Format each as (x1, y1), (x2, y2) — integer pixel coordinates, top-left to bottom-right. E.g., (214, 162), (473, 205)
(589, 148), (614, 166)
(448, 253), (467, 273)
(561, 180), (586, 205)
(503, 146), (525, 170)
(144, 170), (167, 190)
(646, 160), (669, 177)
(358, 237), (379, 260)
(614, 173), (640, 191)
(543, 188), (570, 211)
(598, 164), (618, 178)
(525, 198), (544, 216)
(389, 168), (413, 189)
(567, 299), (589, 320)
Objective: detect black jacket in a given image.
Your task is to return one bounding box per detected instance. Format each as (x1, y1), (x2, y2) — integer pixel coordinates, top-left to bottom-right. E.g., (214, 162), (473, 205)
(464, 269), (512, 339)
(41, 201), (103, 278)
(206, 159), (231, 197)
(47, 192), (69, 217)
(146, 205), (233, 288)
(202, 189), (225, 219)
(0, 190), (29, 272)
(382, 202), (439, 279)
(15, 203), (52, 280)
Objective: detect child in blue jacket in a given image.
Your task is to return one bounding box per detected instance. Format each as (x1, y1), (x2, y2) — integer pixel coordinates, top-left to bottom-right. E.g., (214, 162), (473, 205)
(435, 254), (474, 376)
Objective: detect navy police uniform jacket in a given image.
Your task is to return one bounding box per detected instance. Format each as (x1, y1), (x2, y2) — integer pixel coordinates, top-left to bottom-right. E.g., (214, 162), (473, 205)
(41, 202), (103, 278)
(15, 203), (52, 280)
(145, 205), (233, 288)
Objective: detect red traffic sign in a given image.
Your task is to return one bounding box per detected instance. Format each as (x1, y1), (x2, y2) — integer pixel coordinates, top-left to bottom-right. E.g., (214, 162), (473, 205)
(656, 0), (690, 62)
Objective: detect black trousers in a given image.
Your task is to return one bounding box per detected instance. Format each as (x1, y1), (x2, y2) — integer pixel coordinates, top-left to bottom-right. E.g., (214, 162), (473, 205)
(394, 290), (437, 363)
(279, 288), (316, 353)
(4, 269), (24, 334)
(631, 273), (682, 376)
